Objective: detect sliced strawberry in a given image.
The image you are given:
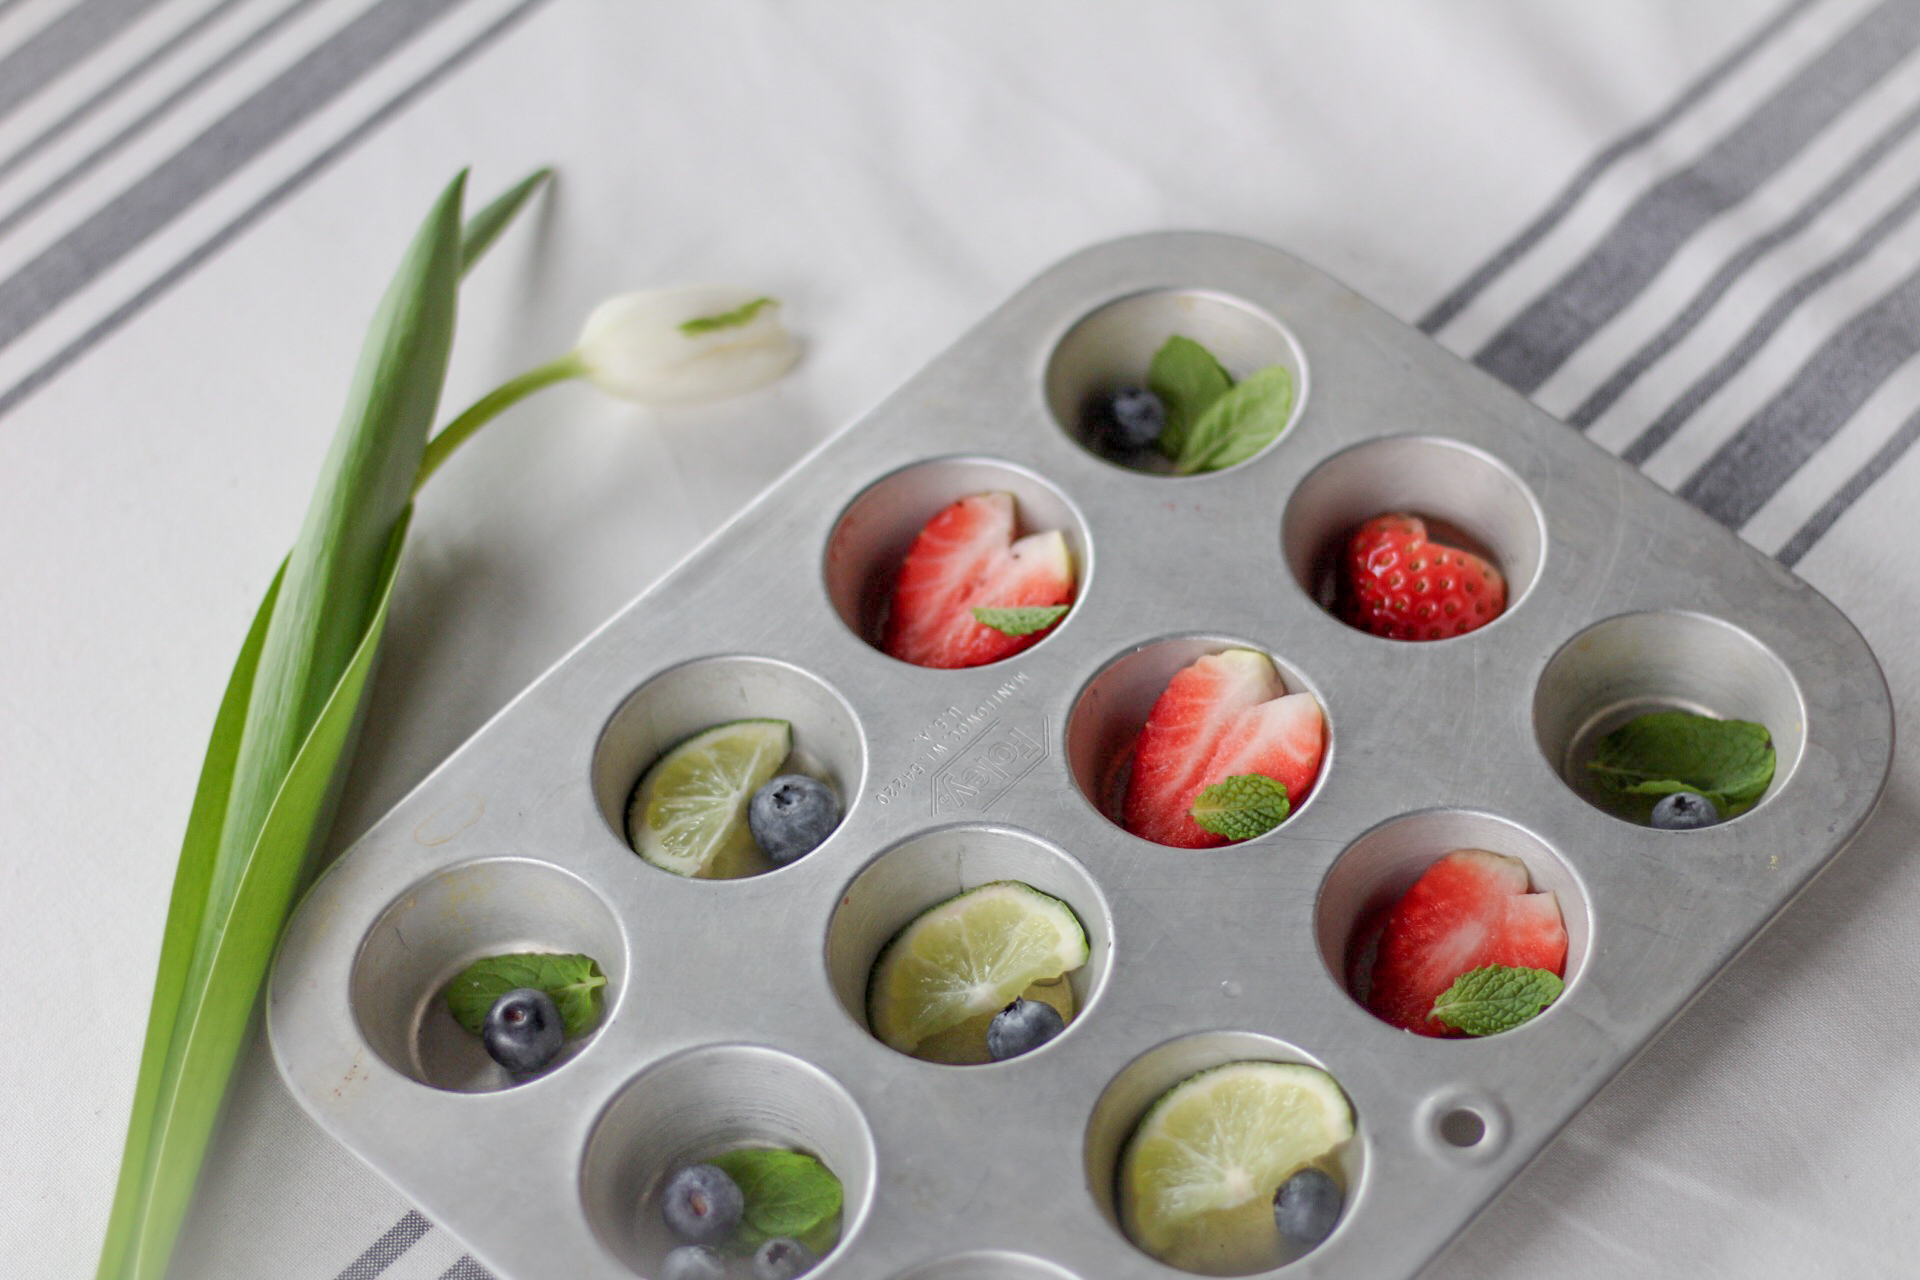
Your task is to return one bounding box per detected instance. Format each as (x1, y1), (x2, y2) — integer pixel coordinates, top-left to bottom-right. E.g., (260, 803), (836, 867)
(1122, 649), (1325, 848)
(1364, 849), (1567, 1037)
(1337, 513), (1506, 641)
(882, 492), (1075, 669)
(1205, 691), (1325, 806)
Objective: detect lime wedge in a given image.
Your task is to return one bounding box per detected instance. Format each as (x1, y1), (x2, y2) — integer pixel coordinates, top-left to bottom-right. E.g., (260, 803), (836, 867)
(866, 881), (1088, 1057)
(626, 719), (791, 878)
(1119, 1062), (1353, 1272)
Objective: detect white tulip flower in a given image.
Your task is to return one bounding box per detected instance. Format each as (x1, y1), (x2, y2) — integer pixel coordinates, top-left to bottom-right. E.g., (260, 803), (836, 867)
(412, 283), (803, 490)
(574, 285), (801, 405)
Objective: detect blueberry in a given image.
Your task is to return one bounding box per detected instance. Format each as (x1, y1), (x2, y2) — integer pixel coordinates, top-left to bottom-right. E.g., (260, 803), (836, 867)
(481, 988), (564, 1075)
(985, 998), (1067, 1061)
(661, 1245), (726, 1280)
(660, 1164), (744, 1245)
(1103, 385), (1166, 450)
(1273, 1166), (1343, 1250)
(748, 774), (841, 864)
(752, 1236), (816, 1280)
(1650, 791), (1719, 830)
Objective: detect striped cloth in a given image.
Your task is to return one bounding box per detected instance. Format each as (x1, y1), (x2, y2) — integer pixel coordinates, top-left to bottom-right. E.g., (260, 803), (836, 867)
(1427, 0), (1920, 568)
(0, 0), (544, 414)
(4, 2), (1916, 1278)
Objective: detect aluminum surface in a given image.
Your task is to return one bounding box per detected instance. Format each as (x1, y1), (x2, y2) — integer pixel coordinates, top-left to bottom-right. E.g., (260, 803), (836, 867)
(268, 233), (1895, 1280)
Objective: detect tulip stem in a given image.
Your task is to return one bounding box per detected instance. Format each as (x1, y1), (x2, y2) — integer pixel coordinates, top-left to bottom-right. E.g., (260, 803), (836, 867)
(413, 351), (586, 493)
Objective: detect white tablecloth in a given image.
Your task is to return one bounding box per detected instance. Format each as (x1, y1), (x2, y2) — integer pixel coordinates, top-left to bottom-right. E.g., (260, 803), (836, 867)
(5, 2), (1917, 1277)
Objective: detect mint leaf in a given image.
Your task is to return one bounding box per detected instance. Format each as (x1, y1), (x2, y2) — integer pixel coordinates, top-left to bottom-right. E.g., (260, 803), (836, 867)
(708, 1148), (843, 1250)
(1189, 774), (1290, 840)
(1148, 334), (1233, 460)
(444, 953), (607, 1039)
(972, 604), (1069, 636)
(1585, 710), (1775, 818)
(1174, 365), (1295, 475)
(1429, 965), (1563, 1036)
(679, 295), (776, 335)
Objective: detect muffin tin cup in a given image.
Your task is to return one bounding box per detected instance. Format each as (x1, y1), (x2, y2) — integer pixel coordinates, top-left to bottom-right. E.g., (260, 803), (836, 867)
(580, 1045), (877, 1275)
(893, 1255), (1084, 1280)
(1083, 1031), (1369, 1262)
(1280, 435), (1546, 630)
(1065, 635), (1332, 838)
(351, 857), (628, 1093)
(591, 654), (869, 879)
(824, 824), (1115, 1057)
(1043, 288), (1309, 474)
(1532, 610), (1807, 824)
(825, 457), (1094, 658)
(270, 233), (1892, 1280)
(1314, 810), (1593, 1031)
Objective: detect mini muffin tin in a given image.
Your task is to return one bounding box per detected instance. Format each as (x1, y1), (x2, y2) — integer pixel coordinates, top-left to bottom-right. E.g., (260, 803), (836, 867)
(269, 234), (1895, 1280)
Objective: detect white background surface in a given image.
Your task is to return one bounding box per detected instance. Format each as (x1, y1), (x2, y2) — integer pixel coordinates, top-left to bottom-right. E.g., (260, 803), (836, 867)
(4, 3), (1915, 1277)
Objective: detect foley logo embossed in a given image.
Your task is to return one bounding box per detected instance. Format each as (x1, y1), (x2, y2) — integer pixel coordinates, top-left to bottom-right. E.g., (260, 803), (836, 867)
(872, 672), (1039, 811)
(930, 718), (1048, 815)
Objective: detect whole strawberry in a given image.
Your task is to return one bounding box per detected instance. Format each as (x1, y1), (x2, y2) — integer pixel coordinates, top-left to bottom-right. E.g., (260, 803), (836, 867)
(1337, 513), (1506, 641)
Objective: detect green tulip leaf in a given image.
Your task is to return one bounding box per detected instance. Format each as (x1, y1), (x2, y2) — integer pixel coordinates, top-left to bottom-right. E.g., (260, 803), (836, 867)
(98, 165), (554, 1280)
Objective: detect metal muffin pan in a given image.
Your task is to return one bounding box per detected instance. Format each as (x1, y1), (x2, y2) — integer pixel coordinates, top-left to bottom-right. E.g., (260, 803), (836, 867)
(269, 233), (1895, 1280)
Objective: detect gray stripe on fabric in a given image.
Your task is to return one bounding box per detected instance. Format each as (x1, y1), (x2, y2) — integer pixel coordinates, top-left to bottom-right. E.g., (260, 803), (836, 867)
(1777, 400), (1920, 564)
(1417, 0), (1819, 335)
(0, 0), (470, 356)
(1620, 172), (1920, 466)
(0, 0), (257, 191)
(334, 1210), (430, 1280)
(0, 0), (551, 425)
(0, 0), (170, 122)
(1474, 0), (1920, 395)
(1570, 98), (1920, 430)
(1680, 262), (1920, 527)
(0, 0), (330, 241)
(438, 1257), (496, 1280)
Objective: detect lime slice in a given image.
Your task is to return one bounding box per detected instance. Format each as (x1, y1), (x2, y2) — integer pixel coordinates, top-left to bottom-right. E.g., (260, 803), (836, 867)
(626, 719), (791, 878)
(1119, 1062), (1353, 1272)
(866, 881), (1089, 1057)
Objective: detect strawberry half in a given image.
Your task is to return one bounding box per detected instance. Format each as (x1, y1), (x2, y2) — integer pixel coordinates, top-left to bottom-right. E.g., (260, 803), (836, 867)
(1363, 849), (1567, 1037)
(1337, 513), (1506, 641)
(1121, 649), (1325, 848)
(882, 492), (1075, 669)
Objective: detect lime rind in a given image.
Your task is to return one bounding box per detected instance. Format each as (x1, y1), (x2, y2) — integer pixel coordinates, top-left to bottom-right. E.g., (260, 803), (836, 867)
(1119, 1061), (1353, 1261)
(625, 719), (792, 877)
(866, 880), (1089, 1055)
